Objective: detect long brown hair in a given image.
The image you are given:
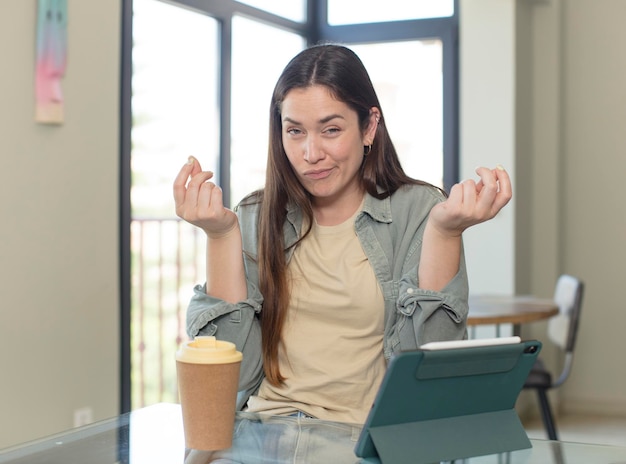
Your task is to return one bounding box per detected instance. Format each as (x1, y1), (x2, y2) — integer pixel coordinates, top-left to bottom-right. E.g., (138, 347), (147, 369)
(255, 44), (432, 385)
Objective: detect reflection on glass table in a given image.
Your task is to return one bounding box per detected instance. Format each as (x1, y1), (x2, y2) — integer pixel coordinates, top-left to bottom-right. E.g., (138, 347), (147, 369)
(1, 403), (626, 464)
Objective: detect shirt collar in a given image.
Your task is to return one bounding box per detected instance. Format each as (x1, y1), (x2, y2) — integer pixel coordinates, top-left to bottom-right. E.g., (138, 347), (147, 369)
(361, 190), (393, 224)
(285, 189), (393, 229)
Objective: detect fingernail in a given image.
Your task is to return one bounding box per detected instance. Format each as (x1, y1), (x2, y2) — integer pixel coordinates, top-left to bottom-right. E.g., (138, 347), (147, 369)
(186, 156), (195, 165)
(496, 164), (505, 171)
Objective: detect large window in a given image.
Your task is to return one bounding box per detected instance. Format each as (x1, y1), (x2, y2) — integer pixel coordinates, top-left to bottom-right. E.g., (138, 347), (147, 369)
(351, 40), (445, 187)
(230, 16), (305, 204)
(121, 0), (458, 412)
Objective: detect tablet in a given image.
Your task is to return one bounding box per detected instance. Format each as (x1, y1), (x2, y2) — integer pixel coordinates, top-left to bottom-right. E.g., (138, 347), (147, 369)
(355, 338), (541, 464)
(420, 335), (521, 350)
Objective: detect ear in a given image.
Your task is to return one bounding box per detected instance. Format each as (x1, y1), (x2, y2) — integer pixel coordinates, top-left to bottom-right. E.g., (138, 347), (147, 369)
(363, 107), (381, 146)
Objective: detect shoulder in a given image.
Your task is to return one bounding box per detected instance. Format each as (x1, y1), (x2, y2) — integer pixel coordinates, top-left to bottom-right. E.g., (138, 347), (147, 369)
(234, 193), (262, 235)
(387, 183), (446, 232)
(390, 183), (446, 211)
(361, 183), (445, 228)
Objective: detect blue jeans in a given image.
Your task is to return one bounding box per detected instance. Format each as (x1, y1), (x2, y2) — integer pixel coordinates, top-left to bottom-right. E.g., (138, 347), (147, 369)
(184, 412), (363, 464)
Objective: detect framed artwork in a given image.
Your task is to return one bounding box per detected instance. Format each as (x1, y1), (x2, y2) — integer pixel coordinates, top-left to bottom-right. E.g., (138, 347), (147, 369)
(36, 0), (67, 124)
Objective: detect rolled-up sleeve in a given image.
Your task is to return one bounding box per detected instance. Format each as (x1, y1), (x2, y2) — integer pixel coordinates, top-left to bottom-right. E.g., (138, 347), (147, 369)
(395, 265), (469, 350)
(186, 283), (264, 393)
(187, 284), (262, 337)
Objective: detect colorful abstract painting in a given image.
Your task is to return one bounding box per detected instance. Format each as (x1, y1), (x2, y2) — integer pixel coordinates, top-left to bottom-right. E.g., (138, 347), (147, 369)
(36, 0), (67, 124)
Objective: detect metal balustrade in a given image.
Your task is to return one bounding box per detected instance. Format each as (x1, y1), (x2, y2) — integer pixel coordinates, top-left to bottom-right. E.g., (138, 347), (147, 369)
(130, 218), (205, 408)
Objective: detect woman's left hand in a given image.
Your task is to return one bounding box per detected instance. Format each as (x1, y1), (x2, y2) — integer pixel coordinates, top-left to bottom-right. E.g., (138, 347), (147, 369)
(428, 165), (512, 237)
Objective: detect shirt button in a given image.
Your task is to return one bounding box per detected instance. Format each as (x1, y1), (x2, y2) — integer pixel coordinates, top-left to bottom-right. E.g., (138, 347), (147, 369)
(407, 288), (414, 294)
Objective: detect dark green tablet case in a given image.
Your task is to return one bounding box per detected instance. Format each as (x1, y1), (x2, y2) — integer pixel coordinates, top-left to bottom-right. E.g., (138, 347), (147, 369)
(354, 339), (542, 464)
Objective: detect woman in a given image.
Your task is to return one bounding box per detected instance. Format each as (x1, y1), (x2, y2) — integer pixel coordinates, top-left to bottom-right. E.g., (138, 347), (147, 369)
(173, 44), (511, 425)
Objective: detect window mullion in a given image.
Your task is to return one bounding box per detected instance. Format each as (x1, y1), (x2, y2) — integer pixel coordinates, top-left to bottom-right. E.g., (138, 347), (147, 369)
(219, 17), (233, 207)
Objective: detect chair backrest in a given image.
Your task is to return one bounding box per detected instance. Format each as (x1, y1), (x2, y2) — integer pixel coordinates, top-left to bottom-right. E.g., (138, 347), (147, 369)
(547, 274), (584, 353)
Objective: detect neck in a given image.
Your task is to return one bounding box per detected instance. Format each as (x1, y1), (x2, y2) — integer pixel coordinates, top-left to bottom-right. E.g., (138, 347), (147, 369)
(313, 189), (365, 226)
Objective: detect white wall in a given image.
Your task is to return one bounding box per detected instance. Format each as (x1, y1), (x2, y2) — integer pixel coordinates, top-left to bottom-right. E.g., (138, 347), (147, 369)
(460, 0), (517, 295)
(0, 2), (121, 448)
(461, 0), (626, 417)
(557, 0), (626, 415)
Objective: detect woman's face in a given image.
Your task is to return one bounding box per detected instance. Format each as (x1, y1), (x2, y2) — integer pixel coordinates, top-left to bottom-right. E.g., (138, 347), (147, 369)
(280, 85), (378, 209)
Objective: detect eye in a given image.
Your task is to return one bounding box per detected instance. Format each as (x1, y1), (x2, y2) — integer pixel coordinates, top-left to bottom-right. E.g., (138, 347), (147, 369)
(285, 127), (303, 136)
(323, 127), (341, 136)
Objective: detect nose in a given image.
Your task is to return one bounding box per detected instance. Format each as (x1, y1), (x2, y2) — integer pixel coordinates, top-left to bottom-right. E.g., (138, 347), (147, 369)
(303, 136), (324, 163)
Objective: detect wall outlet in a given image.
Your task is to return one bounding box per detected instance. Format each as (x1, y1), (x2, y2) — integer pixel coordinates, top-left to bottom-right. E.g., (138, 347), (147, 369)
(73, 407), (93, 427)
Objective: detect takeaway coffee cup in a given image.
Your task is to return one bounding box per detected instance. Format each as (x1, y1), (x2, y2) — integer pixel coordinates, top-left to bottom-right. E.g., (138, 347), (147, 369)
(176, 336), (242, 450)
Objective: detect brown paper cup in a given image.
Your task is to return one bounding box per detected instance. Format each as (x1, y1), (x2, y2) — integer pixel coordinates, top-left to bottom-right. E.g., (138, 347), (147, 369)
(177, 359), (241, 450)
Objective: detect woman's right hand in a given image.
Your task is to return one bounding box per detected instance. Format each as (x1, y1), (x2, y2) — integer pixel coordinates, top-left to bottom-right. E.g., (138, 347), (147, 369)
(173, 156), (238, 237)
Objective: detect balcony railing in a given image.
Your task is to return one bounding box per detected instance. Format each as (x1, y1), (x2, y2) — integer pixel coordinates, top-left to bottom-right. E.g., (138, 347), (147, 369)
(131, 217), (205, 409)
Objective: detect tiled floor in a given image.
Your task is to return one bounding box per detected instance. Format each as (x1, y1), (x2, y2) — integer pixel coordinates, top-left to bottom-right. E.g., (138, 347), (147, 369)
(523, 414), (626, 447)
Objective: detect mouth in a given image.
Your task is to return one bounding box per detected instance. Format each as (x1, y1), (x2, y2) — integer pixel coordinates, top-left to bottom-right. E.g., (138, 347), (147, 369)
(303, 168), (333, 180)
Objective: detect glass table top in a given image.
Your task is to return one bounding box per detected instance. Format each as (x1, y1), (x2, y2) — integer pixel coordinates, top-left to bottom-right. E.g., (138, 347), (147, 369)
(1, 403), (625, 464)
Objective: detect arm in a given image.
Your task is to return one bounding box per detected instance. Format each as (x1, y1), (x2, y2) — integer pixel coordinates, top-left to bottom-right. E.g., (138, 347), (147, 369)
(173, 156), (246, 302)
(419, 224), (462, 292)
(175, 157), (263, 396)
(419, 165), (512, 291)
(205, 227), (246, 303)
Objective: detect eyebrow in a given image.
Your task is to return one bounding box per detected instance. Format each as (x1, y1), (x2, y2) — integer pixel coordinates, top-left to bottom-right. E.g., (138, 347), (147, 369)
(282, 114), (345, 125)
